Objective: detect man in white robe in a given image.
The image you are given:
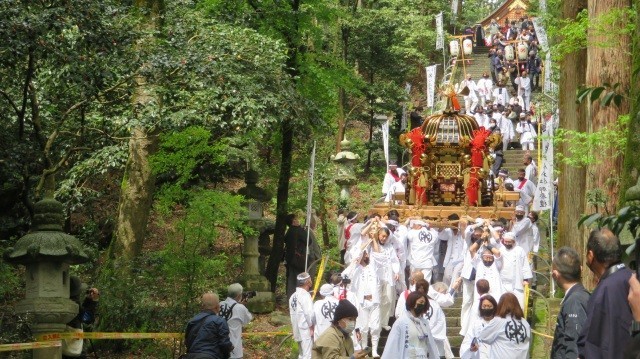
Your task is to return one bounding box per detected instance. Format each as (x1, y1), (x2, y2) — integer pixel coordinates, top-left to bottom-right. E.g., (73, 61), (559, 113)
(406, 220), (439, 282)
(513, 169), (536, 212)
(493, 111), (514, 150)
(368, 223), (400, 332)
(459, 75), (479, 114)
(476, 73), (493, 107)
(342, 251), (381, 353)
(510, 205), (534, 255)
(497, 232), (533, 309)
(460, 221), (485, 335)
(381, 162), (405, 198)
(312, 284), (339, 341)
(289, 272), (315, 359)
(469, 238), (505, 302)
(492, 84), (510, 107)
(442, 224), (465, 287)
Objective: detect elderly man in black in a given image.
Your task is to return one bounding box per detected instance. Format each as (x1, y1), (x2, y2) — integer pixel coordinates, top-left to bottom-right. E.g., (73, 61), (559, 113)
(184, 292), (233, 359)
(551, 247), (590, 358)
(578, 229), (633, 359)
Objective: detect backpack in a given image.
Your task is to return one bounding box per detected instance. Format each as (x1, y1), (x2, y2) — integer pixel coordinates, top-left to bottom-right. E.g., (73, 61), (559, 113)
(219, 302), (237, 321)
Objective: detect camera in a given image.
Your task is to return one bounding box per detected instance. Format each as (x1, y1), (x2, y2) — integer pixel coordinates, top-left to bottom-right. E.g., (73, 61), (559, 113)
(341, 276), (351, 285)
(242, 290), (257, 301)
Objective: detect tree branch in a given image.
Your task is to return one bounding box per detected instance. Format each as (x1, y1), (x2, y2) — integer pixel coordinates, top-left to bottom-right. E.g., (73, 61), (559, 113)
(0, 90), (20, 118)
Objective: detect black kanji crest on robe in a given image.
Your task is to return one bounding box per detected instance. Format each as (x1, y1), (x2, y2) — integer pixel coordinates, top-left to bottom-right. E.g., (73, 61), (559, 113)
(321, 301), (338, 319)
(504, 318), (527, 344)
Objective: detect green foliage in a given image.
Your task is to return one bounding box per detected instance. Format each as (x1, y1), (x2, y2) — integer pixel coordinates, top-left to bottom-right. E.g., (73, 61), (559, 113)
(554, 115), (628, 168)
(576, 83), (627, 108)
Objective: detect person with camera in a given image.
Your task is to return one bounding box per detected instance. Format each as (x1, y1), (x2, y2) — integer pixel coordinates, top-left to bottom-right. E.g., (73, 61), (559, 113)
(219, 283), (254, 359)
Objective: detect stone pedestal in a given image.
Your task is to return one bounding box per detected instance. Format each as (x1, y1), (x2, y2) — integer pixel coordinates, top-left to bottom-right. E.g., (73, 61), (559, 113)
(237, 170), (276, 313)
(240, 219), (276, 313)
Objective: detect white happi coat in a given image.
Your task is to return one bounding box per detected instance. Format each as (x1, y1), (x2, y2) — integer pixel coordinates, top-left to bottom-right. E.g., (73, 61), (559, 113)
(499, 245), (533, 292)
(460, 318), (493, 359)
(381, 311), (440, 359)
(343, 222), (366, 264)
(220, 297), (253, 359)
(407, 227), (439, 271)
(289, 287), (315, 342)
(476, 78), (493, 101)
(510, 217), (534, 254)
(342, 261), (380, 307)
(513, 178), (536, 208)
(516, 121), (537, 145)
(492, 87), (510, 106)
(478, 315), (531, 359)
(472, 252), (504, 300)
(382, 168), (406, 195)
(312, 295), (339, 341)
(474, 113), (490, 129)
(370, 242), (400, 284)
(442, 229), (465, 273)
(525, 162), (537, 182)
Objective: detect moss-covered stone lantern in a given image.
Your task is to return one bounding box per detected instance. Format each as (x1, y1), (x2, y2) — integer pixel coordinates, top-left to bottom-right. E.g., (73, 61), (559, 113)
(331, 137), (360, 202)
(4, 197), (89, 359)
(237, 169), (275, 313)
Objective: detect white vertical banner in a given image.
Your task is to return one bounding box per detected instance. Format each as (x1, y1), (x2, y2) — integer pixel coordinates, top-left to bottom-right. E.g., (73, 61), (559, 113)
(539, 0), (547, 14)
(382, 119), (390, 168)
(436, 12), (444, 50)
(451, 0), (459, 17)
(532, 124), (553, 211)
(532, 19), (549, 52)
(401, 83), (411, 131)
(426, 65), (438, 108)
(304, 141), (316, 270)
(543, 52), (557, 95)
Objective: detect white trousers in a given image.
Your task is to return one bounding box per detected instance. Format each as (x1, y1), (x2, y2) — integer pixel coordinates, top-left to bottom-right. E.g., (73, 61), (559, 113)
(297, 335), (313, 359)
(521, 141), (534, 150)
(464, 96), (479, 113)
(356, 302), (381, 348)
(460, 278), (475, 335)
(379, 281), (395, 328)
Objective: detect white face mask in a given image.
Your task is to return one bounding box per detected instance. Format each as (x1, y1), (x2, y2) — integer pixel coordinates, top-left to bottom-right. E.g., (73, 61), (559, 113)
(343, 320), (356, 333)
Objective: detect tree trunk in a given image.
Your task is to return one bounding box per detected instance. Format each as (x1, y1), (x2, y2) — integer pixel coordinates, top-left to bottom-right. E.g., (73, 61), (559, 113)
(585, 0), (632, 214)
(557, 0), (588, 250)
(265, 0), (301, 291)
(621, 0), (640, 199)
(110, 0), (164, 260)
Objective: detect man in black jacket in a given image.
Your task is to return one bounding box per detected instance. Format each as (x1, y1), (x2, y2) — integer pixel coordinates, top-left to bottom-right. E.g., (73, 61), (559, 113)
(184, 292), (233, 359)
(550, 247), (590, 358)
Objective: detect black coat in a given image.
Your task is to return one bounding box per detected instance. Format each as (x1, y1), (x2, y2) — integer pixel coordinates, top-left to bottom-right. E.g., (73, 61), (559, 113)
(551, 283), (590, 359)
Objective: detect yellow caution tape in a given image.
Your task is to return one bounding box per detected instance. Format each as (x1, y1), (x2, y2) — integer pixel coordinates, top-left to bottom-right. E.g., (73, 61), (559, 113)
(531, 329), (554, 339)
(36, 330), (291, 342)
(0, 340), (61, 352)
(312, 255), (328, 301)
(524, 283), (530, 318)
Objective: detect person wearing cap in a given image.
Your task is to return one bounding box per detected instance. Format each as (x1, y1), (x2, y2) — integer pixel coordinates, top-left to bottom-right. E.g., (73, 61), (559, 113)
(219, 283), (253, 359)
(381, 291), (440, 359)
(513, 169), (536, 212)
(381, 162), (406, 199)
(312, 299), (367, 359)
(406, 218), (439, 283)
(313, 284), (340, 341)
(497, 232), (532, 309)
(516, 113), (536, 151)
(510, 205), (534, 254)
(342, 250), (380, 353)
(290, 272), (316, 359)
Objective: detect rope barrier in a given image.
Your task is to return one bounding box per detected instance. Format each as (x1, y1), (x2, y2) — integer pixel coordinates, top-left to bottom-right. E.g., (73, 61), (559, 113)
(0, 341), (61, 352)
(531, 329), (554, 339)
(35, 330), (290, 342)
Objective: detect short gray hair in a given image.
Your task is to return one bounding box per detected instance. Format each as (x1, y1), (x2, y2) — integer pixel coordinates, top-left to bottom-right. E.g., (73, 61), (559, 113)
(553, 247), (581, 282)
(227, 283), (243, 299)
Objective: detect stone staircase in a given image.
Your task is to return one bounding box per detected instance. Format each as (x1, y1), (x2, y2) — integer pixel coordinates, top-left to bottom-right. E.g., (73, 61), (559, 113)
(502, 149), (538, 179)
(443, 297), (464, 357)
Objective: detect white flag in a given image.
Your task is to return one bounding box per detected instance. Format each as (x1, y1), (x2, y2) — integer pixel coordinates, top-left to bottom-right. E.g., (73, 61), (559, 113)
(452, 0), (458, 16)
(402, 83), (411, 131)
(532, 19), (549, 52)
(436, 13), (444, 50)
(382, 119), (390, 168)
(426, 65), (438, 108)
(533, 124), (553, 211)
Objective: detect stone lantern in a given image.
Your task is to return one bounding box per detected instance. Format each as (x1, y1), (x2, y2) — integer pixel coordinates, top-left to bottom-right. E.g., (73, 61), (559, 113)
(237, 170), (275, 313)
(331, 137), (360, 202)
(4, 197), (89, 359)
